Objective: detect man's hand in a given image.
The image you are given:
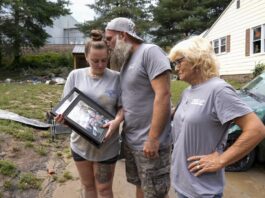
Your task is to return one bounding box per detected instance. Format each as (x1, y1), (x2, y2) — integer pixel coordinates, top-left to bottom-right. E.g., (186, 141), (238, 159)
(143, 137), (160, 159)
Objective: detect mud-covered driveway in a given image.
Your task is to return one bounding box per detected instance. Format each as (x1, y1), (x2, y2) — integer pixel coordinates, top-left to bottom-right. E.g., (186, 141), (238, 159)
(224, 163), (265, 198)
(52, 161), (265, 198)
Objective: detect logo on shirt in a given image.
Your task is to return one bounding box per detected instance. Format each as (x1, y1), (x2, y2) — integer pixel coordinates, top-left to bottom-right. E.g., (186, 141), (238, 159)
(190, 99), (205, 106)
(105, 90), (119, 98)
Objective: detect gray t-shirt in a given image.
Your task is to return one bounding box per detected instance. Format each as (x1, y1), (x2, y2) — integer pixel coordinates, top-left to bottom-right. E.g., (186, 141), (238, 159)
(63, 67), (121, 161)
(171, 77), (252, 197)
(120, 43), (172, 150)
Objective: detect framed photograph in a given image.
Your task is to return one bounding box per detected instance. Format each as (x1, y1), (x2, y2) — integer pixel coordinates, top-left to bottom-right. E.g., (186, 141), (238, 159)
(51, 88), (80, 117)
(63, 88), (115, 147)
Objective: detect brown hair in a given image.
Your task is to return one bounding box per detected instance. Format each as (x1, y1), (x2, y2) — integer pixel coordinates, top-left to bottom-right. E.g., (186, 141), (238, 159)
(84, 30), (108, 56)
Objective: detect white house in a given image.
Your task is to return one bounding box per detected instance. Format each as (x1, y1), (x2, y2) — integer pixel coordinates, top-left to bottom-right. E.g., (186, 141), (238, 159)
(203, 0), (265, 76)
(45, 15), (85, 45)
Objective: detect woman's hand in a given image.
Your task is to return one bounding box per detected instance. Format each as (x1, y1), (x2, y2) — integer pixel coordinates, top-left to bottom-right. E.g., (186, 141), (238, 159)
(55, 114), (65, 124)
(103, 119), (120, 142)
(187, 151), (224, 177)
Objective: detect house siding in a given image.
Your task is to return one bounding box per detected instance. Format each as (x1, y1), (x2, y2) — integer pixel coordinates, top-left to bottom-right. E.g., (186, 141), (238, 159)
(45, 15), (85, 45)
(204, 0), (265, 75)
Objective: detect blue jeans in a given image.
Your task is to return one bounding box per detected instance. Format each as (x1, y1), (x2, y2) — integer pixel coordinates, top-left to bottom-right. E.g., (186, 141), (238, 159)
(176, 191), (223, 198)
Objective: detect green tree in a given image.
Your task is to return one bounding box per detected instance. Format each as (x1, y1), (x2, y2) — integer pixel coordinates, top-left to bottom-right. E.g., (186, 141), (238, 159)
(78, 0), (153, 38)
(151, 0), (231, 48)
(0, 0), (70, 66)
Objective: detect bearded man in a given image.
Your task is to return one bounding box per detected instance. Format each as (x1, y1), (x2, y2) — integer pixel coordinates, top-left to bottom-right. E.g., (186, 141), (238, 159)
(105, 17), (172, 198)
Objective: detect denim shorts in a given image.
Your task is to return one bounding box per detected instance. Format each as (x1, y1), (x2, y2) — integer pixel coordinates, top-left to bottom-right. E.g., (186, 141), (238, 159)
(123, 143), (171, 198)
(71, 149), (118, 164)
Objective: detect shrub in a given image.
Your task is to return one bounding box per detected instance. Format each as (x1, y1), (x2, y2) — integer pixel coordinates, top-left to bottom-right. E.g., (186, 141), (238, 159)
(19, 52), (73, 69)
(253, 62), (265, 77)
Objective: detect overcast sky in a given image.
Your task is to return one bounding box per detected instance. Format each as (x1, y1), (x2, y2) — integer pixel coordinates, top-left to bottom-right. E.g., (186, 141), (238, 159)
(67, 0), (95, 23)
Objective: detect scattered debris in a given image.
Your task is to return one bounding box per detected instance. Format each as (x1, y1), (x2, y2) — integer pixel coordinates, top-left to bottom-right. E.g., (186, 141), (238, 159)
(0, 109), (50, 129)
(2, 77), (66, 85)
(51, 77), (66, 85)
(47, 168), (55, 175)
(5, 78), (12, 83)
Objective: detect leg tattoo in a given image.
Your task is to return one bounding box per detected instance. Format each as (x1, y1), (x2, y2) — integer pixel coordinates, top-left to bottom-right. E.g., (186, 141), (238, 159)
(95, 164), (113, 184)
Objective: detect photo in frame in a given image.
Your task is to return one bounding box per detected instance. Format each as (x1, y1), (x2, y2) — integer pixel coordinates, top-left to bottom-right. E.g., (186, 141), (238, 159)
(60, 88), (115, 147)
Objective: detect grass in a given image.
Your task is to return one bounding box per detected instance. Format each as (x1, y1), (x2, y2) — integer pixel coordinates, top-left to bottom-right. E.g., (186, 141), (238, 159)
(3, 180), (12, 190)
(0, 83), (63, 142)
(170, 79), (245, 106)
(57, 171), (73, 183)
(0, 120), (35, 141)
(18, 172), (42, 190)
(0, 83), (63, 119)
(170, 80), (189, 105)
(0, 82), (69, 195)
(226, 79), (245, 90)
(24, 141), (34, 148)
(34, 146), (48, 156)
(0, 160), (17, 177)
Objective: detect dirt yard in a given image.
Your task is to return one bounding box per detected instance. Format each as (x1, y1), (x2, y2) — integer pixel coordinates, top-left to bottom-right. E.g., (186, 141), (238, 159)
(1, 129), (265, 198)
(51, 158), (265, 198)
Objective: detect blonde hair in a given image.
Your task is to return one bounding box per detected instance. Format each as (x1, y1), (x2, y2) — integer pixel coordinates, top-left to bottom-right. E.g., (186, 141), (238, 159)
(168, 36), (219, 79)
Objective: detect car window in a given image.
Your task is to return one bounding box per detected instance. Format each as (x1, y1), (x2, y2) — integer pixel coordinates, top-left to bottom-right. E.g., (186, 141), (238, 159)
(242, 73), (265, 99)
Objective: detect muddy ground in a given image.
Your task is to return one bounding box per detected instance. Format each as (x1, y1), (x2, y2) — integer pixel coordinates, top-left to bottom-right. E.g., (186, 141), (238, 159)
(51, 159), (265, 198)
(1, 130), (265, 198)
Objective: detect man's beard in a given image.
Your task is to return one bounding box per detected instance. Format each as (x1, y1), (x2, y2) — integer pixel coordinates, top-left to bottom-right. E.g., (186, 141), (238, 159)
(109, 38), (132, 71)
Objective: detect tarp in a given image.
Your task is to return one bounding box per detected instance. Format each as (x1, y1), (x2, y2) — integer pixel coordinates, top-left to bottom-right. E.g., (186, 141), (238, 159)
(0, 109), (50, 129)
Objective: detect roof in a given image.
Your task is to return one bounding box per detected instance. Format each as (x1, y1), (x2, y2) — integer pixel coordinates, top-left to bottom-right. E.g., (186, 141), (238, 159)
(72, 45), (85, 54)
(203, 0), (235, 37)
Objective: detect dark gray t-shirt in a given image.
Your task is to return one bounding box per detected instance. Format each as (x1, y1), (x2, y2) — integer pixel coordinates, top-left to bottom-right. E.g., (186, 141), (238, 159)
(171, 77), (252, 197)
(63, 68), (121, 161)
(120, 43), (172, 150)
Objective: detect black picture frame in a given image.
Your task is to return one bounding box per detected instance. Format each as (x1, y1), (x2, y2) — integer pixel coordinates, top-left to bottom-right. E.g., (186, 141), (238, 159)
(50, 88), (80, 117)
(61, 88), (115, 147)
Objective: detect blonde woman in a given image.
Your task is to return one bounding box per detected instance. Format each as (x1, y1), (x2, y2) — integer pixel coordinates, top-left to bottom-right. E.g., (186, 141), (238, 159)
(169, 36), (265, 198)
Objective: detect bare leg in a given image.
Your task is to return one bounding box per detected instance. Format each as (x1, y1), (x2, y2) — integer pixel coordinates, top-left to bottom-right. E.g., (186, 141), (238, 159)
(94, 162), (116, 198)
(136, 186), (144, 198)
(75, 161), (97, 198)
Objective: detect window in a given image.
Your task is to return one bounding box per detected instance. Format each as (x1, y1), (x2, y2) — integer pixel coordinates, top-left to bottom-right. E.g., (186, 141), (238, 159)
(251, 25), (265, 54)
(236, 0), (240, 9)
(213, 39), (219, 54)
(253, 26), (261, 53)
(212, 37), (227, 54)
(220, 37), (226, 53)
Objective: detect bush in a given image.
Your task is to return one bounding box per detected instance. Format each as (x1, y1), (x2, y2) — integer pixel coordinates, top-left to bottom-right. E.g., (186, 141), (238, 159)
(253, 62), (265, 77)
(19, 52), (73, 69)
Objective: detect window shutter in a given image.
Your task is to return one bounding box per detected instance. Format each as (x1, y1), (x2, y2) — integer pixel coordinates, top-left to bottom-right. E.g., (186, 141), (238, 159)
(226, 35), (231, 52)
(245, 29), (250, 56)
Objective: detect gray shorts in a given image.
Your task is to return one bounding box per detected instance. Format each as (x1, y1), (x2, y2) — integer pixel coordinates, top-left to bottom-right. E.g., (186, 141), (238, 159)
(124, 143), (171, 198)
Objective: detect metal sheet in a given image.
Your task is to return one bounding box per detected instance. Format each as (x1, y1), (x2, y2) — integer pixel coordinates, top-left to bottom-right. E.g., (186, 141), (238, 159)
(0, 109), (50, 129)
